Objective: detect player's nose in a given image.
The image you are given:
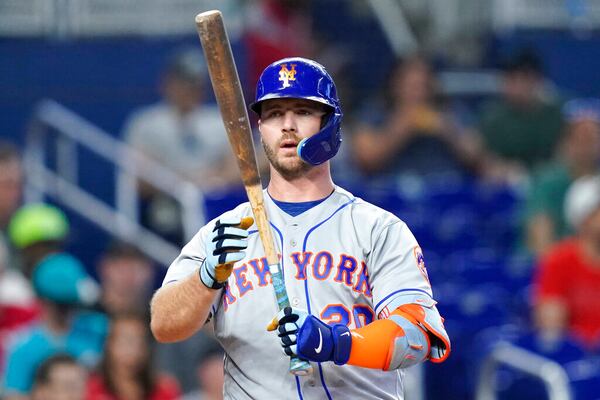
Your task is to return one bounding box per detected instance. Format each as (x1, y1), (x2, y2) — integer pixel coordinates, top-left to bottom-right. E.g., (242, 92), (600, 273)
(281, 110), (297, 132)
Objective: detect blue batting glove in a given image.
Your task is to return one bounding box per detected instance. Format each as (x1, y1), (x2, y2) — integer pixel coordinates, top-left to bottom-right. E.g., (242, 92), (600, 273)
(270, 306), (352, 365)
(199, 216), (253, 289)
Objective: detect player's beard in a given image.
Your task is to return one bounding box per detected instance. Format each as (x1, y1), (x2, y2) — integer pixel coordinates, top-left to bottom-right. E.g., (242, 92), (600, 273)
(262, 135), (312, 180)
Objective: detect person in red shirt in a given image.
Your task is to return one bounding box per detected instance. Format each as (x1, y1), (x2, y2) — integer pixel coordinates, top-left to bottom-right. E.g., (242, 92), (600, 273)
(242, 0), (314, 94)
(0, 235), (40, 382)
(86, 312), (180, 400)
(533, 174), (600, 350)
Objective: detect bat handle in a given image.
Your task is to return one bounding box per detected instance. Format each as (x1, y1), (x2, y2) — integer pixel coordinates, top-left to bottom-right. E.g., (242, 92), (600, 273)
(290, 357), (313, 376)
(270, 264), (314, 376)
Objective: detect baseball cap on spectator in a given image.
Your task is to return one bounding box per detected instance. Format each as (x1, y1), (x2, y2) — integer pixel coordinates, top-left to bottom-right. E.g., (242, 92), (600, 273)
(564, 174), (600, 230)
(500, 48), (543, 74)
(8, 204), (69, 249)
(0, 233), (36, 304)
(164, 47), (208, 84)
(32, 252), (100, 306)
(562, 98), (600, 123)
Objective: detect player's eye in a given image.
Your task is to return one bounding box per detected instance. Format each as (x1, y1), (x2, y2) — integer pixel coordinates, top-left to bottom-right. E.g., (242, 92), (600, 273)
(263, 110), (283, 119)
(296, 108), (312, 116)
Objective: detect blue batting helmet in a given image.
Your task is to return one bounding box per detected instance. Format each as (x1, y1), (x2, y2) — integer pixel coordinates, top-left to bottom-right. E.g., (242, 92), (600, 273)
(250, 57), (343, 166)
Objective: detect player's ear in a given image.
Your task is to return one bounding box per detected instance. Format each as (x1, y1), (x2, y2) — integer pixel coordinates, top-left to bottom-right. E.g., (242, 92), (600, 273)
(257, 119), (263, 134)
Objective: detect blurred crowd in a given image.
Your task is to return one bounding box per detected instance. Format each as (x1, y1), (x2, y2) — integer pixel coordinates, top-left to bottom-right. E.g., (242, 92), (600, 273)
(1, 1), (600, 399)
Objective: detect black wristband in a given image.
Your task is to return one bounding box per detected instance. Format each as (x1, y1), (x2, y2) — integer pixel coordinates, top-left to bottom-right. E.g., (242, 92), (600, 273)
(199, 261), (226, 290)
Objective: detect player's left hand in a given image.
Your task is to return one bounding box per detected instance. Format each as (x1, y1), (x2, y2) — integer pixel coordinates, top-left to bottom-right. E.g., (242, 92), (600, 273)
(267, 307), (352, 365)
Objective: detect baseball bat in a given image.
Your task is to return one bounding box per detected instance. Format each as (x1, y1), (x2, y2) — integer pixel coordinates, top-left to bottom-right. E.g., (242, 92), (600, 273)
(195, 10), (313, 377)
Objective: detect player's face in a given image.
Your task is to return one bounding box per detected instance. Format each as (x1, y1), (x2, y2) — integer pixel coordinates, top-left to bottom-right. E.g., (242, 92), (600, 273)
(259, 98), (327, 179)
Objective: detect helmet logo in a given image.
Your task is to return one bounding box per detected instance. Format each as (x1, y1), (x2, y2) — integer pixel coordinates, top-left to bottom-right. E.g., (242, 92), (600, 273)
(278, 63), (297, 88)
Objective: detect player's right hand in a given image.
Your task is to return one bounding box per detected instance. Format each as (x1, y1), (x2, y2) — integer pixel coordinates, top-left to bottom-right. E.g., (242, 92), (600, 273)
(267, 306), (352, 366)
(199, 216), (254, 289)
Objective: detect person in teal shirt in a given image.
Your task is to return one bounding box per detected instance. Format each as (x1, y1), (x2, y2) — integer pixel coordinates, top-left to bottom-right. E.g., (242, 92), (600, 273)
(478, 49), (564, 182)
(525, 98), (600, 256)
(2, 253), (108, 399)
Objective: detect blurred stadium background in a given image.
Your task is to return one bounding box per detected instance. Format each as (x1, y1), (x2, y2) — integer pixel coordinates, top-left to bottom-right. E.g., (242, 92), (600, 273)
(1, 0), (600, 399)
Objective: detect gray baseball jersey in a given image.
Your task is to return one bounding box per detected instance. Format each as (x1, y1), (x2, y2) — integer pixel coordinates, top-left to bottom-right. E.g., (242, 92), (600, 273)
(163, 186), (435, 400)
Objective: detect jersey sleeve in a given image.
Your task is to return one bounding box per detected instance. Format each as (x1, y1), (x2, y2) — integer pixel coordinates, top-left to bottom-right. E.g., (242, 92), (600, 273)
(368, 220), (433, 318)
(161, 218), (225, 321)
(161, 224), (211, 286)
(160, 209), (249, 319)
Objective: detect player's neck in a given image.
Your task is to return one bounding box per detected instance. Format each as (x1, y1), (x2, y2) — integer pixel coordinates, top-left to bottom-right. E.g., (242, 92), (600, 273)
(267, 164), (334, 202)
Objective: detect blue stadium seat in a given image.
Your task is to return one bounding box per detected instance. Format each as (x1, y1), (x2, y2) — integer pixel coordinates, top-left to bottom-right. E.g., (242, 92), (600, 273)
(203, 186), (247, 221)
(481, 330), (599, 400)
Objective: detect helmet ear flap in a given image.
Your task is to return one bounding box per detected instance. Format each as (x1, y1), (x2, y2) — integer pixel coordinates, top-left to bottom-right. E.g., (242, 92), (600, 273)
(297, 111), (343, 166)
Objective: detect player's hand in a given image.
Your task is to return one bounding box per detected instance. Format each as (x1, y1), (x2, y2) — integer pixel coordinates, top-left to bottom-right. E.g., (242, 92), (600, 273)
(267, 306), (352, 365)
(199, 216), (254, 289)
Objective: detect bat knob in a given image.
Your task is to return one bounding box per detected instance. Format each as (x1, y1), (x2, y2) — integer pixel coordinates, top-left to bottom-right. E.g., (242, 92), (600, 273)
(290, 357), (313, 376)
(196, 9), (221, 24)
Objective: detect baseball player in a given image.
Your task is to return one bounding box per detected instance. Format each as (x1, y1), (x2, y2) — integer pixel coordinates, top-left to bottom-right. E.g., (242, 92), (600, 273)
(150, 57), (451, 400)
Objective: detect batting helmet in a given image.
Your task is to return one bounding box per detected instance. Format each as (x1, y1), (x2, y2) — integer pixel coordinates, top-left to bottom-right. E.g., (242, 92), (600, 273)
(250, 57), (343, 166)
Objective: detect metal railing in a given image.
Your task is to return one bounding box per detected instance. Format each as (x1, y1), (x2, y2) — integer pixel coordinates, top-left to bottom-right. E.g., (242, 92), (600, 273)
(476, 342), (572, 400)
(0, 0), (243, 38)
(365, 0), (418, 57)
(492, 0), (600, 32)
(25, 99), (205, 267)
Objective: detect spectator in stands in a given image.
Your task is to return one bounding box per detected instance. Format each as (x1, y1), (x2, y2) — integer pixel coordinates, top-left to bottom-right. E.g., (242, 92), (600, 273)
(478, 48), (564, 183)
(123, 47), (238, 245)
(243, 0), (314, 94)
(156, 327), (222, 396)
(0, 141), (24, 265)
(526, 98), (600, 256)
(0, 237), (38, 383)
(86, 312), (180, 400)
(98, 239), (209, 400)
(7, 203), (69, 278)
(352, 54), (478, 180)
(30, 354), (88, 400)
(2, 203), (69, 382)
(533, 175), (600, 350)
(0, 140), (23, 227)
(97, 241), (155, 316)
(181, 337), (224, 400)
(2, 252), (104, 399)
